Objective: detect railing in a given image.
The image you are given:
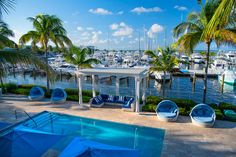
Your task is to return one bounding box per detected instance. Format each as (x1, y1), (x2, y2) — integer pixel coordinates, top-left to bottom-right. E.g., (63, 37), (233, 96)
(14, 110), (59, 129)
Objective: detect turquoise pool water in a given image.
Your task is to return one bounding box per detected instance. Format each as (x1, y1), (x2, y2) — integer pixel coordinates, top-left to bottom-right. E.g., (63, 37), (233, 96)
(21, 112), (165, 157)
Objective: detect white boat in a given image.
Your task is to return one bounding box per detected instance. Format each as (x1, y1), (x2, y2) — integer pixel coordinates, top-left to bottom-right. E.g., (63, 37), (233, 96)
(191, 54), (205, 64)
(55, 63), (77, 75)
(153, 71), (171, 82)
(219, 70), (236, 86)
(180, 55), (189, 63)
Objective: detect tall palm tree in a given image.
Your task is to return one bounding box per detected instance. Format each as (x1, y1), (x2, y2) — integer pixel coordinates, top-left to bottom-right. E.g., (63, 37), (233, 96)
(64, 46), (101, 102)
(19, 14), (72, 92)
(173, 0), (236, 103)
(145, 47), (178, 97)
(0, 21), (16, 48)
(0, 0), (16, 19)
(64, 46), (101, 69)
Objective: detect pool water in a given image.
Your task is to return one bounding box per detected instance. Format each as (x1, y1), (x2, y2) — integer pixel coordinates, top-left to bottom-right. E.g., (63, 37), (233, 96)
(21, 112), (165, 157)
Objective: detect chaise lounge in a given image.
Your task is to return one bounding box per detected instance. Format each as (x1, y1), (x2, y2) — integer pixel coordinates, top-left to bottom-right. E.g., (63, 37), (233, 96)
(90, 94), (135, 111)
(190, 104), (216, 127)
(51, 88), (67, 103)
(155, 100), (179, 122)
(28, 86), (45, 101)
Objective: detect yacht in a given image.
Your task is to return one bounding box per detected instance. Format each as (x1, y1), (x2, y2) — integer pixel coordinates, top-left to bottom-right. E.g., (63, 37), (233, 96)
(180, 55), (189, 63)
(55, 63), (77, 75)
(219, 70), (236, 86)
(191, 54), (205, 64)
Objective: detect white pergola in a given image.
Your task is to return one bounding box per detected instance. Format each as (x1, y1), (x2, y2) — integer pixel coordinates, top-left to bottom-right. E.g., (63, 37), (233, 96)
(76, 68), (149, 113)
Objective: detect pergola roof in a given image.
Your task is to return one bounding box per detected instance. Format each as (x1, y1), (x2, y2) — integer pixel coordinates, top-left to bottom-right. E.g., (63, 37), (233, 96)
(77, 68), (149, 78)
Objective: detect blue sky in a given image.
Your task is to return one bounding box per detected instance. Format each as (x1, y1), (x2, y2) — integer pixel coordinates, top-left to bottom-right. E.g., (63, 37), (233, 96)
(4, 0), (234, 50)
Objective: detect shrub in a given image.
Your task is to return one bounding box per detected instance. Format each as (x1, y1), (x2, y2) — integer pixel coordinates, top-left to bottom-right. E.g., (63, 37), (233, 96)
(5, 83), (18, 92)
(10, 88), (30, 95)
(146, 96), (162, 105)
(18, 84), (47, 92)
(218, 102), (236, 111)
(214, 109), (224, 120)
(142, 103), (156, 112)
(67, 95), (91, 103)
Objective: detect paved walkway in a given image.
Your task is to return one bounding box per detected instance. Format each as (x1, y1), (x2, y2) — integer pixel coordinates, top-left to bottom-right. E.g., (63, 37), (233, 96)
(0, 94), (236, 157)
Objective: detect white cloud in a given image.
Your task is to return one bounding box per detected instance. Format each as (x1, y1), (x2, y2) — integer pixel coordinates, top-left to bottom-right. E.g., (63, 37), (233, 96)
(112, 22), (133, 37)
(77, 26), (83, 31)
(147, 24), (164, 38)
(131, 7), (163, 14)
(88, 8), (112, 15)
(110, 23), (119, 30)
(81, 32), (90, 37)
(117, 11), (124, 15)
(86, 27), (94, 30)
(174, 5), (188, 11)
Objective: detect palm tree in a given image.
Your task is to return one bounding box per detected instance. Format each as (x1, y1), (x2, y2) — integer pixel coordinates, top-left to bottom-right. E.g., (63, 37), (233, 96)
(64, 46), (101, 69)
(64, 46), (101, 102)
(145, 47), (178, 97)
(19, 14), (72, 92)
(0, 21), (16, 48)
(0, 0), (16, 19)
(173, 0), (236, 103)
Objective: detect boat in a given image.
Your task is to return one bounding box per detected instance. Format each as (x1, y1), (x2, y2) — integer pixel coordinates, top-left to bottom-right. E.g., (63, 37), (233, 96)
(219, 70), (236, 86)
(180, 55), (189, 63)
(191, 54), (205, 64)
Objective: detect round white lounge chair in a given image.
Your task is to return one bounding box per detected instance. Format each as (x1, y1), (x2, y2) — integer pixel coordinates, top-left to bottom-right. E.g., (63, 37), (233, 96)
(190, 104), (216, 127)
(28, 86), (45, 101)
(51, 88), (67, 103)
(155, 100), (179, 122)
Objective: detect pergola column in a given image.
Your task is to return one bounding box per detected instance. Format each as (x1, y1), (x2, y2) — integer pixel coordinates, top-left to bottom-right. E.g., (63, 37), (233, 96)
(116, 76), (120, 95)
(92, 75), (96, 97)
(142, 77), (147, 106)
(78, 74), (83, 105)
(135, 76), (141, 113)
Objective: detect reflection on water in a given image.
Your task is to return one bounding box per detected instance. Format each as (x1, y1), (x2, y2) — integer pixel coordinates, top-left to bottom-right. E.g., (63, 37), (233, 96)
(3, 73), (236, 105)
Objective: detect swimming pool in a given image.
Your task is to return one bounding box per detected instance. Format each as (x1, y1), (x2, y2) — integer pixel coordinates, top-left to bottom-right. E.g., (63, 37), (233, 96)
(1, 111), (165, 157)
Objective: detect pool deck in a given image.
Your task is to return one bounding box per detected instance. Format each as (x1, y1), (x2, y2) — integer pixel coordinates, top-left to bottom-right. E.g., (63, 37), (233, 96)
(0, 94), (236, 157)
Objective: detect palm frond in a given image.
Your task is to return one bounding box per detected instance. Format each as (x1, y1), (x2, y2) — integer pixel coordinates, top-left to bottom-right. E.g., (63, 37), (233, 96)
(0, 0), (16, 17)
(0, 49), (55, 82)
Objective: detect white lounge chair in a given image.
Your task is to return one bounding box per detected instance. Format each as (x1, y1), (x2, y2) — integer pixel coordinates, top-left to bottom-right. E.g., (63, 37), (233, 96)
(190, 104), (216, 127)
(155, 100), (179, 122)
(28, 86), (45, 101)
(51, 88), (67, 103)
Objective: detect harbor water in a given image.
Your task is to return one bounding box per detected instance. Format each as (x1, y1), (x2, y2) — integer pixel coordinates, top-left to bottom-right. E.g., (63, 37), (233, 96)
(3, 73), (236, 105)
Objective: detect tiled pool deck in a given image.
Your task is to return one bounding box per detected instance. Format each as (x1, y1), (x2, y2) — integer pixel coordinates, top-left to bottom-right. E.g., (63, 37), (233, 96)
(0, 94), (236, 157)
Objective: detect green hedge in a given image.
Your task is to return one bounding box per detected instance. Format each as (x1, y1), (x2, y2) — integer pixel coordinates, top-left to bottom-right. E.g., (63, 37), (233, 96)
(3, 83), (93, 103)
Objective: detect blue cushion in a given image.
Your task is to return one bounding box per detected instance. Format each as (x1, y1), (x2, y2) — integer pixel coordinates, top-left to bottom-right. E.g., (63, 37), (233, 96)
(100, 94), (108, 100)
(123, 98), (134, 108)
(116, 96), (125, 103)
(107, 95), (115, 102)
(92, 97), (103, 105)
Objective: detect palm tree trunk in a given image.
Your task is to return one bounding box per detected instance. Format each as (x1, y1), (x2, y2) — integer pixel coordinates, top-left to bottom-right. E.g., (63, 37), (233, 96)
(203, 42), (211, 103)
(163, 71), (166, 98)
(45, 44), (50, 93)
(0, 76), (4, 92)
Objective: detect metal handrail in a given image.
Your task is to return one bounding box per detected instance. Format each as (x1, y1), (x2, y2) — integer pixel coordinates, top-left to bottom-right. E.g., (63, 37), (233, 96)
(15, 110), (38, 127)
